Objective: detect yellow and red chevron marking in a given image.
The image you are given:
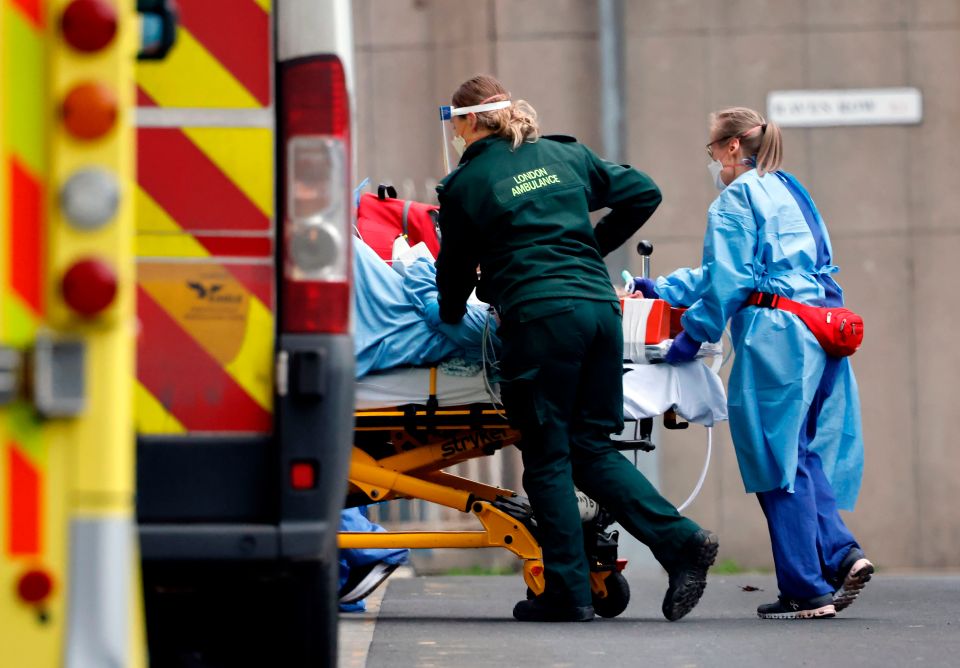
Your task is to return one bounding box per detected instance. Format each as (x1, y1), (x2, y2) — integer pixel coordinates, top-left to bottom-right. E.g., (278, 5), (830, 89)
(134, 112), (275, 434)
(6, 442), (41, 556)
(3, 0), (45, 344)
(136, 0), (271, 108)
(4, 158), (44, 344)
(9, 0), (41, 28)
(135, 276), (274, 434)
(136, 121), (273, 236)
(134, 122), (274, 433)
(2, 0), (46, 560)
(134, 0), (277, 436)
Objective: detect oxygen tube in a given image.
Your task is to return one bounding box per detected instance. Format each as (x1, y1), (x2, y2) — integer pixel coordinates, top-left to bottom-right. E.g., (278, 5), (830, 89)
(677, 426), (713, 513)
(676, 326), (732, 512)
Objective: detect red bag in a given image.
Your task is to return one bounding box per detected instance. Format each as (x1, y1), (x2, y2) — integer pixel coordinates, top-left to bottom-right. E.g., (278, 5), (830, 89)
(356, 185), (440, 262)
(746, 292), (863, 357)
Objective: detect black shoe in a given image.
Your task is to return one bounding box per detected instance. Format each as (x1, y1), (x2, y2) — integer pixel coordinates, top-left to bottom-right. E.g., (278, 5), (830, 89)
(662, 529), (719, 621)
(757, 593), (836, 619)
(832, 547), (874, 613)
(512, 596), (594, 622)
(338, 561), (400, 605)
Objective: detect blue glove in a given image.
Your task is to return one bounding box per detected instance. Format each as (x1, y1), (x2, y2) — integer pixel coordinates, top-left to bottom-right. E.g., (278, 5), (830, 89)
(664, 331), (702, 365)
(423, 300), (442, 328)
(631, 277), (660, 299)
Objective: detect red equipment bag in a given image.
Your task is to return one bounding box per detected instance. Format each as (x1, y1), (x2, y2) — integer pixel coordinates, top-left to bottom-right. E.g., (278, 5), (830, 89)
(356, 184), (441, 262)
(746, 292), (864, 357)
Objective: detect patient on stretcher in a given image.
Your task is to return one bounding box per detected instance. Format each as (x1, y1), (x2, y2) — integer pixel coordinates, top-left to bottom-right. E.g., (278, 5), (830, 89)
(352, 234), (727, 427)
(353, 235), (497, 377)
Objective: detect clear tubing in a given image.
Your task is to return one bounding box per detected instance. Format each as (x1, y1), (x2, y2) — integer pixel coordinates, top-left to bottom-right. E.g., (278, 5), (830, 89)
(677, 426), (713, 513)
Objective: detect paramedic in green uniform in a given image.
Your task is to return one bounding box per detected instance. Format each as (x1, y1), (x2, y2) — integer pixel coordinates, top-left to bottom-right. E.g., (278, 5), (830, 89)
(424, 74), (719, 623)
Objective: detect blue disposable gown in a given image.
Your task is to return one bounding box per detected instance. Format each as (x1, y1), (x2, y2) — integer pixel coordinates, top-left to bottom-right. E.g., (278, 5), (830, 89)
(656, 169), (864, 509)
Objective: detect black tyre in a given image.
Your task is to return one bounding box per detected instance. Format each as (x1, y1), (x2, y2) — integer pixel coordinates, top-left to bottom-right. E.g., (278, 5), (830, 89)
(592, 572), (630, 618)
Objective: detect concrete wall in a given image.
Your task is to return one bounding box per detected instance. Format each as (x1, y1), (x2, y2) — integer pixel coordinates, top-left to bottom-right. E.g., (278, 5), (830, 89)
(353, 0), (960, 569)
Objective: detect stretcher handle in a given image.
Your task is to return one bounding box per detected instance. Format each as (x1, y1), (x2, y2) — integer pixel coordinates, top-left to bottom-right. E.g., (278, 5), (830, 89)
(636, 240), (653, 279)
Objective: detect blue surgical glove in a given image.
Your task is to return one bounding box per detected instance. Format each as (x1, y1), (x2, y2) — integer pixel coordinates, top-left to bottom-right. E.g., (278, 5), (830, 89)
(631, 277), (660, 299)
(423, 299), (442, 328)
(664, 331), (702, 365)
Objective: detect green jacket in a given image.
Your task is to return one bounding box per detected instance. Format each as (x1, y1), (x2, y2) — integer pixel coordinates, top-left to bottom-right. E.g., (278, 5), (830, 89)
(435, 134), (662, 323)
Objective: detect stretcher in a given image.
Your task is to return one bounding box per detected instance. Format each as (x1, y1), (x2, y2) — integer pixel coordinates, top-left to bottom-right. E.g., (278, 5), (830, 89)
(345, 195), (725, 615)
(339, 359), (726, 618)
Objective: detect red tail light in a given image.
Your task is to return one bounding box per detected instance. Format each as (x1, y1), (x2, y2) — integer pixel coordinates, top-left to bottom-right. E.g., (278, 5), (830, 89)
(281, 57), (350, 137)
(279, 55), (352, 334)
(60, 0), (117, 52)
(61, 257), (117, 317)
(17, 569), (54, 604)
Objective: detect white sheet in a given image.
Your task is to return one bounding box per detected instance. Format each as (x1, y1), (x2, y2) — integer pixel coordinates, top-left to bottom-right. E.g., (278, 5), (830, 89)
(356, 362), (727, 427)
(621, 362), (727, 426)
(356, 367), (493, 409)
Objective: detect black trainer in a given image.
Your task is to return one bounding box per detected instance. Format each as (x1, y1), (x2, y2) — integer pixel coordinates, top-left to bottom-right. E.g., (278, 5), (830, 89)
(661, 529), (719, 621)
(832, 547), (874, 613)
(338, 561), (400, 605)
(757, 593), (836, 619)
(513, 595), (594, 622)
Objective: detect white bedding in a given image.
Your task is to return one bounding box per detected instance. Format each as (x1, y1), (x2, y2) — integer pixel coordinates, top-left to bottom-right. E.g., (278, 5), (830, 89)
(356, 362), (727, 427)
(356, 367), (493, 409)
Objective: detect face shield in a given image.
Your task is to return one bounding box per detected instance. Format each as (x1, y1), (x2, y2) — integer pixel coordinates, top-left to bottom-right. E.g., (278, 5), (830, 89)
(439, 100), (512, 173)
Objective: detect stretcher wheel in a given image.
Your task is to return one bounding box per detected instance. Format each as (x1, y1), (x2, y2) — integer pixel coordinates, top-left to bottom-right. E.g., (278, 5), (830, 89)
(592, 572), (630, 618)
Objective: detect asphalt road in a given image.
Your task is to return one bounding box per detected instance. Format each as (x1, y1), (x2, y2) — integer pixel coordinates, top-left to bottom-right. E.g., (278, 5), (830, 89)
(339, 570), (960, 667)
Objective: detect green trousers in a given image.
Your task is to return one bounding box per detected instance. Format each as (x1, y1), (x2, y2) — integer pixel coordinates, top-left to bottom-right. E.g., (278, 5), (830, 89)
(498, 298), (701, 607)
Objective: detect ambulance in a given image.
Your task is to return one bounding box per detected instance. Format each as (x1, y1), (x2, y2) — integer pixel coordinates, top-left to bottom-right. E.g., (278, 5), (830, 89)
(134, 0), (356, 664)
(2, 0), (356, 664)
(1, 0), (143, 665)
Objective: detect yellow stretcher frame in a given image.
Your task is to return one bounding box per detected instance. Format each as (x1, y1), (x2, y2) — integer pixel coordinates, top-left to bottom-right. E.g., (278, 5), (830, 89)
(339, 368), (623, 601)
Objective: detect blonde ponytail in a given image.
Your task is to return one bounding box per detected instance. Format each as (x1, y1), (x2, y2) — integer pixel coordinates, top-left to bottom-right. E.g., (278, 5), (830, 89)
(452, 74), (541, 150)
(755, 120), (782, 175)
(711, 107), (783, 175)
(492, 99), (540, 149)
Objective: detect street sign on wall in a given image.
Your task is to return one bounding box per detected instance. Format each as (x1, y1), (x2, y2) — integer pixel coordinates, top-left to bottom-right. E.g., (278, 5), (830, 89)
(767, 88), (922, 127)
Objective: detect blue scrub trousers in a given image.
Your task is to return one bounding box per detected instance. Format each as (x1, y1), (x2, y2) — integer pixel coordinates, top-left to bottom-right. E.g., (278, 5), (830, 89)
(756, 356), (860, 600)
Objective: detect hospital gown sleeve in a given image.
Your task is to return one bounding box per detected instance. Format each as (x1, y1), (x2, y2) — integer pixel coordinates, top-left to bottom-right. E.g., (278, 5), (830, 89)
(679, 200), (758, 344)
(581, 146), (663, 257)
(435, 194), (481, 324)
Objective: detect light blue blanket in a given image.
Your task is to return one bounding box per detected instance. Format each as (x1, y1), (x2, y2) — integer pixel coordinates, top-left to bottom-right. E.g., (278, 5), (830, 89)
(354, 237), (496, 377)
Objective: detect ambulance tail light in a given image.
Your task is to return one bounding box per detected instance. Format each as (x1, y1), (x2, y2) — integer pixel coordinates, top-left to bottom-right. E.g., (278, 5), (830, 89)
(17, 568), (54, 605)
(279, 55), (352, 335)
(61, 257), (118, 317)
(61, 0), (117, 52)
(279, 55), (353, 333)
